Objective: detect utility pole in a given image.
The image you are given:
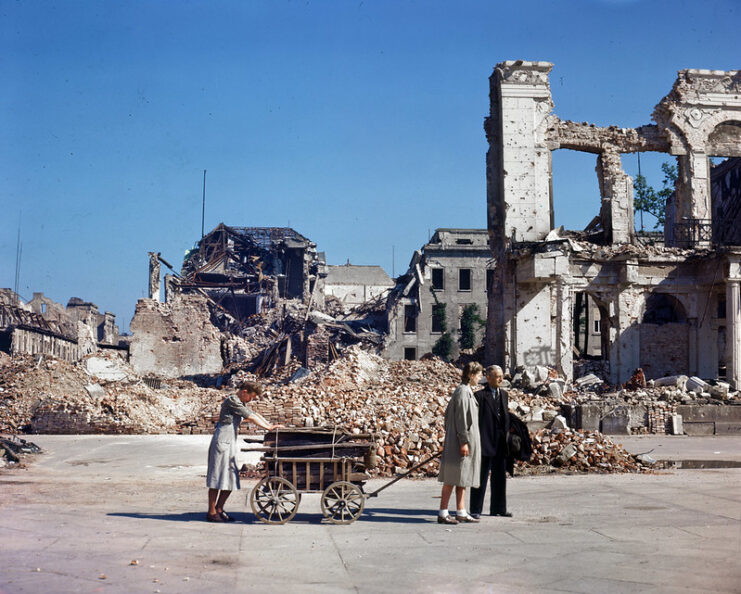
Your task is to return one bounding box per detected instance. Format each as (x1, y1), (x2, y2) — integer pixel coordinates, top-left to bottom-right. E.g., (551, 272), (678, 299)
(637, 154), (644, 231)
(14, 215), (22, 304)
(201, 169), (207, 239)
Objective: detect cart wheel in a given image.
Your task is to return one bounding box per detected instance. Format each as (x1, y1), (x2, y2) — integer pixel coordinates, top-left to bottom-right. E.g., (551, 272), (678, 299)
(321, 481), (365, 524)
(250, 477), (299, 524)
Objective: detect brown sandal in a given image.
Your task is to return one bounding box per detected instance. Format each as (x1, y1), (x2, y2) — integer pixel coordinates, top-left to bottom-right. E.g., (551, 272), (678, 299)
(219, 511), (235, 522)
(206, 513), (224, 522)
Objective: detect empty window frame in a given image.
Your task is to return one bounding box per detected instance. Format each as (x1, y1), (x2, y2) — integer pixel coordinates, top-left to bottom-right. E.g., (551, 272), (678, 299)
(404, 347), (417, 361)
(431, 268), (444, 290)
(404, 305), (417, 333)
(431, 311), (444, 333)
(458, 269), (472, 291)
(593, 319), (600, 334)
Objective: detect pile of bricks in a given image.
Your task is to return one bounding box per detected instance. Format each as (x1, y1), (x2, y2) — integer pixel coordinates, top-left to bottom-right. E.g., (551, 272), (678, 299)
(528, 428), (648, 473)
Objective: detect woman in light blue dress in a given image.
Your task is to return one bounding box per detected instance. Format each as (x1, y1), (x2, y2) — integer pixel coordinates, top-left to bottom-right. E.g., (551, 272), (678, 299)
(206, 381), (280, 522)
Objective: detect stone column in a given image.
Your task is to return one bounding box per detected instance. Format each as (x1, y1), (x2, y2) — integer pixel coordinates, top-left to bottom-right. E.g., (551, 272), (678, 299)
(148, 252), (161, 302)
(596, 149), (635, 245)
(727, 280), (741, 389)
(555, 280), (573, 379)
(487, 60), (554, 244)
(608, 289), (641, 385)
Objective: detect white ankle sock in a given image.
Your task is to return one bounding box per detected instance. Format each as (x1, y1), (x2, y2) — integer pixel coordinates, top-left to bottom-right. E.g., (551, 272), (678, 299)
(438, 509), (449, 518)
(456, 509), (468, 517)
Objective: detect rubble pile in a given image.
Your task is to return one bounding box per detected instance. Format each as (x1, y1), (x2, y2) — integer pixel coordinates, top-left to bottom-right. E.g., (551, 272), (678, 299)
(528, 427), (649, 473)
(233, 348), (649, 477)
(0, 353), (222, 434)
(2, 346), (736, 477)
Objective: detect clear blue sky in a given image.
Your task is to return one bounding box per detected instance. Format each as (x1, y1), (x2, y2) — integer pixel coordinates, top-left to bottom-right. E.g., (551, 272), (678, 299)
(1, 0), (738, 331)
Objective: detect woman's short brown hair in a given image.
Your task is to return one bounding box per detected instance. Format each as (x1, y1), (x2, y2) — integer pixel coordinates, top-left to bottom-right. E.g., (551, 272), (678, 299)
(461, 361), (484, 385)
(238, 381), (263, 396)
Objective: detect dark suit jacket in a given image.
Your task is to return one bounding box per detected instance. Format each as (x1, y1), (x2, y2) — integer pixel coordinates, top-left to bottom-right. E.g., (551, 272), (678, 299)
(474, 385), (510, 457)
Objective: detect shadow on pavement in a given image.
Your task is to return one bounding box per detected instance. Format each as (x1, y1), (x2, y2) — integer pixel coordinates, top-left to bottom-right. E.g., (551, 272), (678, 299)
(108, 508), (435, 525)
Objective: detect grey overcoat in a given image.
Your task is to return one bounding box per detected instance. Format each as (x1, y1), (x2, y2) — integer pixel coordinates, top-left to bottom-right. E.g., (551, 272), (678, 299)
(438, 384), (481, 488)
(206, 394), (255, 491)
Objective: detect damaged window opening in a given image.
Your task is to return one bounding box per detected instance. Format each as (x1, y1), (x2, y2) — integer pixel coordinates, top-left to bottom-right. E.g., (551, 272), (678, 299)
(403, 347), (416, 361)
(458, 269), (471, 291)
(431, 303), (445, 334)
(551, 149), (601, 233)
(718, 297), (727, 319)
(404, 305), (417, 333)
(431, 268), (444, 290)
(710, 152), (741, 246)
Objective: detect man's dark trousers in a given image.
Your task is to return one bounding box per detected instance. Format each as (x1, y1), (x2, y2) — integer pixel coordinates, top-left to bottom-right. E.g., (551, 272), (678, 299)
(471, 451), (507, 515)
(470, 385), (510, 516)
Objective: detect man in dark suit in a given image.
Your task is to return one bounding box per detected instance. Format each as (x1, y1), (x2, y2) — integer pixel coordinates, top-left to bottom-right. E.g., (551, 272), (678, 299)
(470, 365), (512, 518)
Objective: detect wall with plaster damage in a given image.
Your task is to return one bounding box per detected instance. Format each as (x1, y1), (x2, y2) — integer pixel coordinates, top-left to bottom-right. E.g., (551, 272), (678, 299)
(129, 295), (223, 379)
(485, 61), (741, 387)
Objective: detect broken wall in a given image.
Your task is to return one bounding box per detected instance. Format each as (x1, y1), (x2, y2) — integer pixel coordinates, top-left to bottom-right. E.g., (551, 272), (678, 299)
(129, 295), (223, 379)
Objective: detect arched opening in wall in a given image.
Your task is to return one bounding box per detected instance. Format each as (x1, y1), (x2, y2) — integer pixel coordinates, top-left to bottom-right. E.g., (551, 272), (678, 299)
(639, 293), (689, 379)
(551, 150), (602, 233)
(572, 291), (603, 358)
(572, 292), (610, 380)
(708, 121), (741, 245)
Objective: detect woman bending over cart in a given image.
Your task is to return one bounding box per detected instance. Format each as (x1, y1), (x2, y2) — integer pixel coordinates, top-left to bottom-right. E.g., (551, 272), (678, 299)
(206, 381), (282, 522)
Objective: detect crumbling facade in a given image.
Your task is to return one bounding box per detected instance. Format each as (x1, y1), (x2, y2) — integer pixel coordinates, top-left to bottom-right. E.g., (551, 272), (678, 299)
(324, 264), (393, 310)
(131, 223), (337, 378)
(177, 223), (326, 319)
(0, 289), (120, 362)
(485, 61), (741, 387)
(385, 229), (493, 361)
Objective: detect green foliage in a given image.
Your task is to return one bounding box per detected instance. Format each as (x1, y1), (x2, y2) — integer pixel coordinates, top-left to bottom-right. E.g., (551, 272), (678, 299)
(432, 302), (447, 332)
(430, 301), (453, 360)
(432, 332), (453, 361)
(634, 162), (678, 230)
(459, 304), (485, 350)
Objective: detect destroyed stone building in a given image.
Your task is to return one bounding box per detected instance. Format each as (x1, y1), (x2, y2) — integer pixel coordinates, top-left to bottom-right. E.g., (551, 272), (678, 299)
(131, 223), (384, 379)
(0, 289), (121, 362)
(384, 229), (493, 361)
(176, 223), (326, 316)
(485, 61), (741, 388)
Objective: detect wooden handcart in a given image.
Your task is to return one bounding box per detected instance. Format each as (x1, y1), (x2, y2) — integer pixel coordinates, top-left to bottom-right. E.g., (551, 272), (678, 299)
(243, 427), (440, 525)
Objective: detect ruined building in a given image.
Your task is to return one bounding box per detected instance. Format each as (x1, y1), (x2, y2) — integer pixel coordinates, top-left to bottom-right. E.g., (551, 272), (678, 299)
(0, 289), (120, 361)
(177, 223), (326, 318)
(385, 229), (493, 361)
(485, 61), (741, 387)
(129, 223), (329, 378)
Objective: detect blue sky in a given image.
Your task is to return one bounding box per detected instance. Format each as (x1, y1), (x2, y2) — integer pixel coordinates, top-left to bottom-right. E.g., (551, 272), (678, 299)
(1, 0), (738, 331)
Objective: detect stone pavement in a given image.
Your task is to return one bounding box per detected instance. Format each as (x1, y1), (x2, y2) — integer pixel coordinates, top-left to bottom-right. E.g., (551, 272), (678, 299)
(1, 435), (740, 593)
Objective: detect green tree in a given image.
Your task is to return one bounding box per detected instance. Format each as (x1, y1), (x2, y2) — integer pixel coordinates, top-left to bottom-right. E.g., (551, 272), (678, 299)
(459, 304), (485, 351)
(634, 161), (677, 230)
(432, 331), (453, 361)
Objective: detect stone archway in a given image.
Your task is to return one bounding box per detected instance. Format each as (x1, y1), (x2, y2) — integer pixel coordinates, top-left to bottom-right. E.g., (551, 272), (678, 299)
(639, 293), (690, 379)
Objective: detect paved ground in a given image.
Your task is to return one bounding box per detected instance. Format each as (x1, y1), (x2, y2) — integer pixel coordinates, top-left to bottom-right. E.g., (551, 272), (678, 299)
(1, 434), (740, 593)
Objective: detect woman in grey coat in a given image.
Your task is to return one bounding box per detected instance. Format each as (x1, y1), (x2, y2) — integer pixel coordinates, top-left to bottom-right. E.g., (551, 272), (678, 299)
(437, 361), (483, 524)
(206, 381), (281, 522)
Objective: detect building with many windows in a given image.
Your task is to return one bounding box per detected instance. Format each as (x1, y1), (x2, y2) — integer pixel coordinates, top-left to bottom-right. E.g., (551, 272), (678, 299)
(383, 229), (493, 360)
